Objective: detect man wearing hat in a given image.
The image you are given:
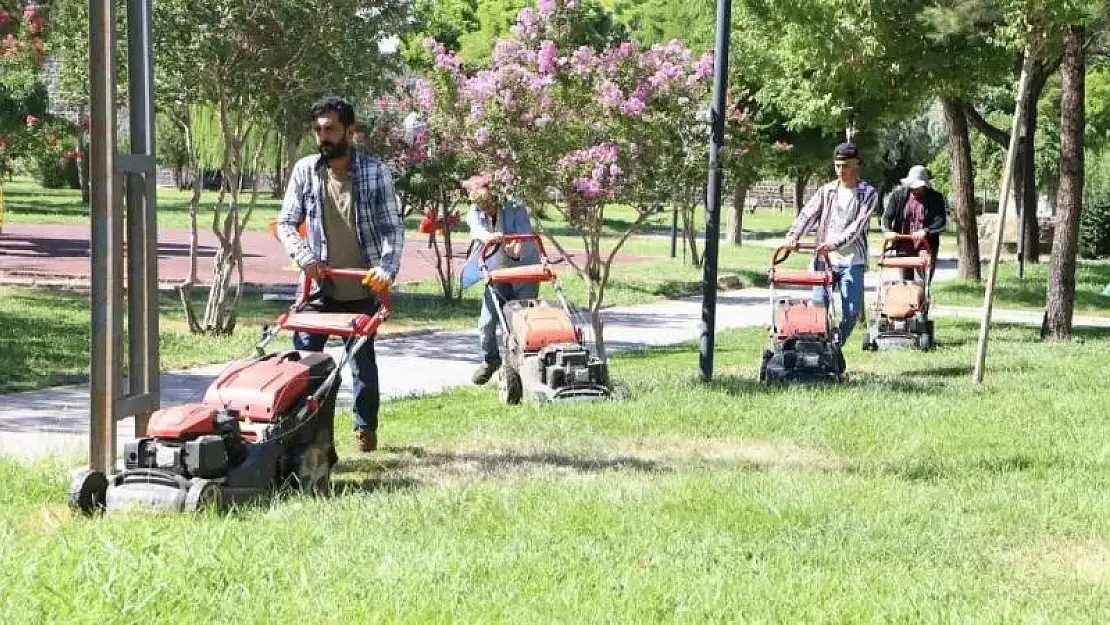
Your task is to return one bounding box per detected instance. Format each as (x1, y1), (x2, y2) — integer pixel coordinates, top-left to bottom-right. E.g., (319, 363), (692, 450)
(882, 165), (947, 281)
(785, 141), (879, 344)
(458, 173), (541, 385)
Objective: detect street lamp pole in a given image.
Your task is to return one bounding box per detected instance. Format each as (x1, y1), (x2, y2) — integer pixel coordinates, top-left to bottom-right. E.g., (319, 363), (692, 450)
(698, 0), (732, 382)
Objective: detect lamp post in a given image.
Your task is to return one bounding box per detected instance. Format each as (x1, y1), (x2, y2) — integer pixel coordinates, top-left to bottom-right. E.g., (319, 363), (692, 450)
(698, 0), (731, 382)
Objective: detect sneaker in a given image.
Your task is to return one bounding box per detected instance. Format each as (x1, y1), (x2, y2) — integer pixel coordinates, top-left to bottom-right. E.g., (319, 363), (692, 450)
(355, 429), (377, 453)
(472, 362), (501, 385)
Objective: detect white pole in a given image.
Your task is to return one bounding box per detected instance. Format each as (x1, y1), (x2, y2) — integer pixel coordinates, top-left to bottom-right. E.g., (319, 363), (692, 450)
(973, 52), (1035, 384)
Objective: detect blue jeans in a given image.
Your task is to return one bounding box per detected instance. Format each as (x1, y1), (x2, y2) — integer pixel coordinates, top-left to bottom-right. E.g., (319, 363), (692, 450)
(479, 282), (538, 365)
(811, 262), (865, 345)
(293, 297), (380, 432)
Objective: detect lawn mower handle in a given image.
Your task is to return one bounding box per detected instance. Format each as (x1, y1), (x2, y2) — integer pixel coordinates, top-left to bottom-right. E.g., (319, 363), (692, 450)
(293, 267), (393, 315)
(477, 233), (550, 271)
(770, 243), (833, 269)
(882, 233), (933, 257)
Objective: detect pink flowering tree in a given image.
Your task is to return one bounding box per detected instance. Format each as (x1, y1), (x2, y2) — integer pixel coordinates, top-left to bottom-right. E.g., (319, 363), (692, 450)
(359, 76), (476, 300)
(425, 0), (751, 358)
(0, 1), (48, 180)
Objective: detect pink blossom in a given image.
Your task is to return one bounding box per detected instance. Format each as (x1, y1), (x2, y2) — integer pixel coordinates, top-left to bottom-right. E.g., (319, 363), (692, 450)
(25, 114), (39, 129)
(570, 46), (594, 78)
(473, 127), (490, 146)
(566, 0), (578, 7)
(573, 177), (602, 198)
(538, 41), (558, 74)
(494, 167), (514, 185)
(535, 116), (552, 127)
(539, 95), (553, 109)
(515, 7), (540, 38)
(608, 164), (623, 178)
(536, 0), (555, 17)
(465, 71), (498, 102)
(620, 97), (646, 116)
(414, 79), (434, 111)
(0, 11), (10, 27)
(598, 81), (623, 108)
(693, 53), (714, 81)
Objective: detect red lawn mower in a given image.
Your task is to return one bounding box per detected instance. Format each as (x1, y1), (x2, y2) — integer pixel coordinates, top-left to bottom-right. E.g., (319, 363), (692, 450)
(861, 234), (935, 351)
(69, 268), (390, 515)
(479, 234), (612, 404)
(759, 243), (847, 384)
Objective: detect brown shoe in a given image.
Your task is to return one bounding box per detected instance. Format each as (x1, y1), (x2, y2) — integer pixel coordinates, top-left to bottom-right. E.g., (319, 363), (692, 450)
(355, 429), (377, 453)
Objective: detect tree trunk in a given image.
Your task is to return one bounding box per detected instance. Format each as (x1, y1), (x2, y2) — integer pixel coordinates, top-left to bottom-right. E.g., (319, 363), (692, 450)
(793, 174), (808, 213)
(942, 97), (982, 282)
(271, 132), (285, 198)
(1042, 25), (1085, 340)
(283, 103), (304, 192)
(726, 184), (747, 246)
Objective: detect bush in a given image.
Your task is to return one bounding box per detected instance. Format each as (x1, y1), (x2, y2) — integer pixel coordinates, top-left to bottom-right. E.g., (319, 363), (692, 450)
(1080, 149), (1110, 259)
(35, 153), (80, 189)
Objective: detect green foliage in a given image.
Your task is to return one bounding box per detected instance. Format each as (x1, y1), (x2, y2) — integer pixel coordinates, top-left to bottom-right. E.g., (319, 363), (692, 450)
(1080, 148), (1110, 259)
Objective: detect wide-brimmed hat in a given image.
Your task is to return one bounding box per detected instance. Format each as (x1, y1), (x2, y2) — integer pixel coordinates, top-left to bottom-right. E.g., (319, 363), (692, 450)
(901, 165), (930, 189)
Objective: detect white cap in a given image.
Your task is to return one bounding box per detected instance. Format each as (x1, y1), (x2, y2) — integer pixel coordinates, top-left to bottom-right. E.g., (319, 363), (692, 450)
(901, 165), (930, 190)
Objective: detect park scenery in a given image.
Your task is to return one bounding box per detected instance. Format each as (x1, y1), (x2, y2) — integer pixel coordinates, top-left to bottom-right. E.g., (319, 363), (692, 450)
(3, 0), (1110, 622)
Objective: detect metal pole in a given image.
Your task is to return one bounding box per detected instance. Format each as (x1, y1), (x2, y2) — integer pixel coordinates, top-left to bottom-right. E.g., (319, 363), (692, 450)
(699, 0), (731, 382)
(670, 206), (678, 258)
(126, 0), (159, 436)
(89, 0), (122, 472)
(974, 54), (1033, 384)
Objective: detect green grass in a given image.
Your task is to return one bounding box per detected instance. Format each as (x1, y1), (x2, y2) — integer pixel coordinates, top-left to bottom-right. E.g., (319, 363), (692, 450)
(1, 176), (285, 231)
(0, 284), (488, 394)
(933, 260), (1110, 317)
(5, 321), (1110, 622)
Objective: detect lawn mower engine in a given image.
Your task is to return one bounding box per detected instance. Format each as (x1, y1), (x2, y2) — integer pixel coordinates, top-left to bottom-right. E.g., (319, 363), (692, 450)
(760, 298), (846, 384)
(77, 350), (340, 514)
(862, 282), (934, 350)
(500, 300), (611, 404)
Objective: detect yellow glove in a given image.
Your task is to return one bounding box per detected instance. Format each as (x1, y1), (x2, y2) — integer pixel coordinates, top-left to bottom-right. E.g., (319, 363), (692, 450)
(361, 267), (393, 291)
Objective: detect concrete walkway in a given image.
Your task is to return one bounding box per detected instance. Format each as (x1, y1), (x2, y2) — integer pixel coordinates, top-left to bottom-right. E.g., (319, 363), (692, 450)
(2, 257), (1107, 461)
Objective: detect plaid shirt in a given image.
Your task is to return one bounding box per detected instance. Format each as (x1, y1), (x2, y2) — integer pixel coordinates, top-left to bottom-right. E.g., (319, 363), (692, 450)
(277, 150), (404, 277)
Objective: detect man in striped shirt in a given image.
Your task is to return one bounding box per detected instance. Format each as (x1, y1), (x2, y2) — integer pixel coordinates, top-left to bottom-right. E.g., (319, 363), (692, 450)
(277, 95), (405, 453)
(785, 141), (878, 344)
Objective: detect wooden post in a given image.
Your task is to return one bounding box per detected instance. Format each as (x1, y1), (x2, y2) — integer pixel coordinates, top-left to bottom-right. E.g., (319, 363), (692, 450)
(973, 53), (1034, 384)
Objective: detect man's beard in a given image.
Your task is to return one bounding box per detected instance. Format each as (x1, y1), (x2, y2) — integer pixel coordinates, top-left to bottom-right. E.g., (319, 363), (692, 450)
(319, 138), (350, 161)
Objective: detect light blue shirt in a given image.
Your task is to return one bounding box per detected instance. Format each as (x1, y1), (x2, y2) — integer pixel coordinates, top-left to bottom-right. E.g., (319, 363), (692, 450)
(459, 198), (540, 289)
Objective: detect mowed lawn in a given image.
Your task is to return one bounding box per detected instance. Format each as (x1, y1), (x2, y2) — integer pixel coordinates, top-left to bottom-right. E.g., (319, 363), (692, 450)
(3, 320), (1110, 623)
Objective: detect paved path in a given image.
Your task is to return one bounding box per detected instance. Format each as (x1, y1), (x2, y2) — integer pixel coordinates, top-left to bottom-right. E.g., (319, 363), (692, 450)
(0, 223), (649, 287)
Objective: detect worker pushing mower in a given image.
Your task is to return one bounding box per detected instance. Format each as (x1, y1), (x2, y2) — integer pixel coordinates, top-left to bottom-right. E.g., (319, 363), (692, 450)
(863, 164), (948, 351)
(861, 235), (935, 350)
(477, 233), (612, 404)
(760, 243), (846, 383)
(69, 268), (391, 515)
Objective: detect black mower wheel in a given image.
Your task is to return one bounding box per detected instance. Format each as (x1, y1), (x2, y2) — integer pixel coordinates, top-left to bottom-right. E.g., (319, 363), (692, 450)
(917, 332), (935, 351)
(758, 349), (772, 383)
(184, 479), (219, 512)
(296, 441), (333, 497)
(500, 367), (523, 405)
(68, 469), (108, 516)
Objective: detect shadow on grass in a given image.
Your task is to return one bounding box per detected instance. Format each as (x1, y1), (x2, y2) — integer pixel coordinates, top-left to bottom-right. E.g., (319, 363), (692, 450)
(334, 446), (670, 480)
(703, 371), (944, 396)
(860, 452), (1045, 483)
(331, 476), (423, 496)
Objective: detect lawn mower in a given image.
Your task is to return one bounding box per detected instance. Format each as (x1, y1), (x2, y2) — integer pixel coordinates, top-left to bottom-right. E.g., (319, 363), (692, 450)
(69, 268), (390, 515)
(479, 233), (612, 404)
(759, 243), (846, 384)
(860, 234), (935, 351)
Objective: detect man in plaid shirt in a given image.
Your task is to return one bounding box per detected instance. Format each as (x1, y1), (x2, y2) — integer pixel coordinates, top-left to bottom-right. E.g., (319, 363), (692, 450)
(277, 95), (405, 453)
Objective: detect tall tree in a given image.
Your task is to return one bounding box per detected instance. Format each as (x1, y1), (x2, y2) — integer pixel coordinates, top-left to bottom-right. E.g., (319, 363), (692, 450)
(1042, 24), (1087, 339)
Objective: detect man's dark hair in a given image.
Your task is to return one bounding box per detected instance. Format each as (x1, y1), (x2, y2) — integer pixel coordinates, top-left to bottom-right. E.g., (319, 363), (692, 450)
(310, 95), (356, 126)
